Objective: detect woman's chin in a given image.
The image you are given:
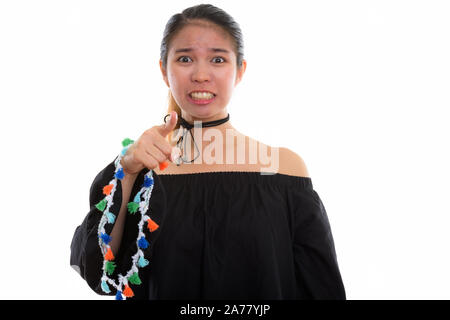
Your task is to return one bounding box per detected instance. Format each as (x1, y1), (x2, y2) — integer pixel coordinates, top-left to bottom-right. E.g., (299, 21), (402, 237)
(183, 105), (215, 119)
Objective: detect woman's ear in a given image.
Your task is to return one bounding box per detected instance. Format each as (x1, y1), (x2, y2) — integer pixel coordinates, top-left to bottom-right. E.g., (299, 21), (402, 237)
(235, 59), (247, 86)
(159, 60), (170, 88)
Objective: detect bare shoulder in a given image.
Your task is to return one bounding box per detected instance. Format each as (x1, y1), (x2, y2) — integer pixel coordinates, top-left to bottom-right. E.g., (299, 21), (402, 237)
(276, 147), (311, 178)
(238, 133), (310, 177)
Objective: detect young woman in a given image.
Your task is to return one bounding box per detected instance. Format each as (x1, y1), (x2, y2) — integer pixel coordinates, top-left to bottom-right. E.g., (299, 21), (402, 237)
(70, 4), (346, 300)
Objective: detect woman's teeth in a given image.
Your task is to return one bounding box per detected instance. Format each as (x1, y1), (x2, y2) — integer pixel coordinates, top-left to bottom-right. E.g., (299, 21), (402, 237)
(190, 92), (214, 100)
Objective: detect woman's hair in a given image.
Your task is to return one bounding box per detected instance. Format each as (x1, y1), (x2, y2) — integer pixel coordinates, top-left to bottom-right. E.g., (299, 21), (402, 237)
(160, 4), (244, 140)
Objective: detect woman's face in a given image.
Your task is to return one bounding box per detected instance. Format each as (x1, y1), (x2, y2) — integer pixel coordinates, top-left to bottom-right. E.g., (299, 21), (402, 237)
(160, 20), (246, 122)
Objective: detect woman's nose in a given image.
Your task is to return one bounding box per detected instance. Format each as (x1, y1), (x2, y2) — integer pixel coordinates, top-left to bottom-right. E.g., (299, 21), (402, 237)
(191, 65), (211, 82)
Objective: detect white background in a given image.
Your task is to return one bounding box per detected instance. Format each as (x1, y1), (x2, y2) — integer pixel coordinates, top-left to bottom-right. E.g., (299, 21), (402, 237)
(0, 0), (449, 299)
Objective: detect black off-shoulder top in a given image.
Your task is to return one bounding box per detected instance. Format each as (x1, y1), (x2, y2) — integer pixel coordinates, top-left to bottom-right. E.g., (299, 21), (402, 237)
(70, 158), (346, 300)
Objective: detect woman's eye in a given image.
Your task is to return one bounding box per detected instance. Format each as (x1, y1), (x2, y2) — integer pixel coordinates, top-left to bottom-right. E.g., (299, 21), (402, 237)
(213, 57), (225, 63)
(178, 56), (192, 63)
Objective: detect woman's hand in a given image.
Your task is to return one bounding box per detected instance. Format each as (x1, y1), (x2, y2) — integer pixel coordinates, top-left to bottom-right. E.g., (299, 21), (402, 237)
(121, 111), (179, 174)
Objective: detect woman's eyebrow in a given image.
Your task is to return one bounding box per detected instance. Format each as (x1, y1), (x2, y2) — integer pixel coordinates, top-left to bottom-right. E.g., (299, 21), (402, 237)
(174, 47), (230, 54)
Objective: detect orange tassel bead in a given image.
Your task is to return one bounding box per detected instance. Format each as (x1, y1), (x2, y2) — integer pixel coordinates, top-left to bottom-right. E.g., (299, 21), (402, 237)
(159, 161), (169, 171)
(123, 284), (134, 298)
(103, 184), (114, 195)
(147, 218), (159, 232)
(104, 247), (114, 261)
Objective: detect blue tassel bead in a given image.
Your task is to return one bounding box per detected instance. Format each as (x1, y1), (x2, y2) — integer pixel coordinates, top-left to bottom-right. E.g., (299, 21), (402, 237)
(101, 280), (111, 293)
(143, 176), (153, 188)
(133, 191), (142, 203)
(138, 256), (149, 268)
(138, 236), (149, 249)
(121, 146), (129, 156)
(99, 232), (112, 245)
(115, 168), (124, 180)
(106, 211), (116, 224)
(115, 290), (123, 300)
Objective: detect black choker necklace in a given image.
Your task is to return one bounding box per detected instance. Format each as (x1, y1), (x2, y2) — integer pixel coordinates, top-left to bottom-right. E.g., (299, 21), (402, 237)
(163, 113), (230, 165)
(178, 113), (230, 130)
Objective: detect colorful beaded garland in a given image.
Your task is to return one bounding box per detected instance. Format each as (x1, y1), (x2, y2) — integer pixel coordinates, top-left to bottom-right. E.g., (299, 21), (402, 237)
(94, 138), (159, 300)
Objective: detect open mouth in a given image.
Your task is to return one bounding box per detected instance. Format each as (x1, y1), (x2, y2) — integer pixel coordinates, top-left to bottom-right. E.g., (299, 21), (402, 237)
(189, 91), (216, 100)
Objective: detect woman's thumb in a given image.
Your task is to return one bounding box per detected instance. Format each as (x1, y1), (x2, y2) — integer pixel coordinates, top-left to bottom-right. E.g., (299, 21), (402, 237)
(159, 111), (178, 137)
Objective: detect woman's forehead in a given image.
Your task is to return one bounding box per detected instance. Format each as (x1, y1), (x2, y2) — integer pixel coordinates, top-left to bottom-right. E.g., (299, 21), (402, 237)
(170, 22), (233, 50)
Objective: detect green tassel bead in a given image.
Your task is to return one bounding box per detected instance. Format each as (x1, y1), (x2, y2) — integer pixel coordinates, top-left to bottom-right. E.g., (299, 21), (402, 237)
(122, 138), (134, 147)
(105, 261), (116, 275)
(127, 201), (139, 214)
(95, 199), (107, 212)
(128, 272), (142, 285)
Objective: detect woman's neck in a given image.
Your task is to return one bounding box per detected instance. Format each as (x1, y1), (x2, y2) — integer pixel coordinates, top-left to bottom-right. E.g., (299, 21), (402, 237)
(175, 112), (235, 153)
(179, 121), (238, 154)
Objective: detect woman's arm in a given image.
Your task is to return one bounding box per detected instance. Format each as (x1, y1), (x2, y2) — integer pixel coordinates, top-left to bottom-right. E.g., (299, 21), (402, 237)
(108, 165), (139, 256)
